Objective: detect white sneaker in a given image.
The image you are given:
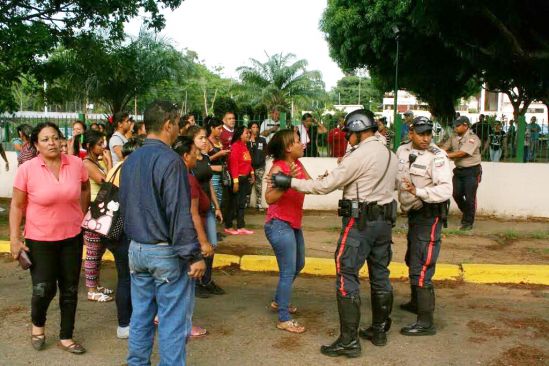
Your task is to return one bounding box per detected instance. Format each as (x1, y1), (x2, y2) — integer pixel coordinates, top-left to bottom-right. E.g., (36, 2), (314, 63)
(117, 326), (130, 339)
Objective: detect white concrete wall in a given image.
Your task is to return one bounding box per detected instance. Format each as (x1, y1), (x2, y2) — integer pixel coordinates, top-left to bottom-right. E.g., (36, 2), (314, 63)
(255, 157), (549, 219)
(2, 152), (549, 218)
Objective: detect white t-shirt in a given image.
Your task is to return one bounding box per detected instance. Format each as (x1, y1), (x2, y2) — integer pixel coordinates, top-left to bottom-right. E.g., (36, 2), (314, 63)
(260, 119), (280, 143)
(296, 124), (310, 148)
(109, 131), (128, 165)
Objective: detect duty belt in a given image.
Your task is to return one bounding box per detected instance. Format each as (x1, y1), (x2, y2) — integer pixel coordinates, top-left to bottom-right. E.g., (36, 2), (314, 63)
(410, 200), (449, 227)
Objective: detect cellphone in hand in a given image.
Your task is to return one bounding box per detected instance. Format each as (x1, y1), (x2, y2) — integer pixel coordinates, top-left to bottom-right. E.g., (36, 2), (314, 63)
(18, 250), (32, 270)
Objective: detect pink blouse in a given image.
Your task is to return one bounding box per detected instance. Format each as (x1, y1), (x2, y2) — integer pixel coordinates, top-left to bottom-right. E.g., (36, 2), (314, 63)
(14, 154), (89, 241)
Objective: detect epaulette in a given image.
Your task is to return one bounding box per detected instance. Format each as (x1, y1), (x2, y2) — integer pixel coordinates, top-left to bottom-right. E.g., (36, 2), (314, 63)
(428, 146), (442, 155)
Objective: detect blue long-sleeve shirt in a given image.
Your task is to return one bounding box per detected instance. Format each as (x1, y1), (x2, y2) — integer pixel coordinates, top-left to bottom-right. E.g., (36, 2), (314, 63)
(119, 138), (200, 261)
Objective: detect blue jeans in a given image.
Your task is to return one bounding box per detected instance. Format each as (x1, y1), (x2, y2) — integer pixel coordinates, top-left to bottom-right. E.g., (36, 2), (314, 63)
(127, 241), (194, 366)
(264, 219), (305, 321)
(205, 208), (218, 247)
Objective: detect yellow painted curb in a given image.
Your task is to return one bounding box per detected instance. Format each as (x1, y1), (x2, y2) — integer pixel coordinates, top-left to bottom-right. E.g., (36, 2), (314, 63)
(240, 255), (278, 272)
(302, 257), (335, 276)
(1, 240), (547, 285)
(462, 264), (549, 285)
(213, 254), (240, 268)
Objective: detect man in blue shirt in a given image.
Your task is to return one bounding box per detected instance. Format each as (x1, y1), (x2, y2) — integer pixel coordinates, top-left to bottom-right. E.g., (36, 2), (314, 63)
(120, 101), (205, 366)
(527, 116), (541, 161)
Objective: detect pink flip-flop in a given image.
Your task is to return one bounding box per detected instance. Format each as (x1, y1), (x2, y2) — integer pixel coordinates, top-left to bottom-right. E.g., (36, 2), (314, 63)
(190, 325), (207, 338)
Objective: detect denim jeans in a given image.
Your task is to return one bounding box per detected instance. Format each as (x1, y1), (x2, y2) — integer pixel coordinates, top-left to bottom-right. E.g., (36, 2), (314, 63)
(200, 208), (218, 285)
(264, 219), (305, 322)
(127, 241), (194, 366)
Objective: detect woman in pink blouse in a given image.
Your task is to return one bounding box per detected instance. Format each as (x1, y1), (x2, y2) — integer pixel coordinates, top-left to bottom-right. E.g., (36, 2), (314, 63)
(9, 122), (91, 354)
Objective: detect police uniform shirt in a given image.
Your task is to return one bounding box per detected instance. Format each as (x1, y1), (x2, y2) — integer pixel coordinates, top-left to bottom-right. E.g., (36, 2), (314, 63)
(291, 135), (397, 204)
(396, 142), (453, 212)
(374, 131), (388, 146)
(444, 129), (481, 167)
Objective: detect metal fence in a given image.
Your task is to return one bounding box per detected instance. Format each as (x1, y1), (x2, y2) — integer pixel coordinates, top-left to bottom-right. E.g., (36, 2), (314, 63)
(2, 114), (547, 162)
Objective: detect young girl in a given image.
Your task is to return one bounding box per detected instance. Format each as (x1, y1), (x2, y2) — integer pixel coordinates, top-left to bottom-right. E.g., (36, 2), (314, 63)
(206, 117), (230, 208)
(186, 126), (225, 297)
(224, 126), (255, 235)
(172, 135), (214, 338)
(82, 130), (113, 302)
(265, 129), (311, 333)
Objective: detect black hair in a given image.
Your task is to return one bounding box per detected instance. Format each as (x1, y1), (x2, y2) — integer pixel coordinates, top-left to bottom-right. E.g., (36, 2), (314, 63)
(206, 117), (223, 136)
(30, 122), (63, 147)
(83, 129), (105, 152)
(144, 101), (180, 133)
(231, 125), (247, 144)
(122, 136), (145, 158)
(90, 122), (99, 130)
(132, 121), (146, 136)
(248, 121), (260, 129)
(113, 112), (130, 128)
(73, 120), (87, 131)
(16, 124), (33, 140)
(172, 135), (195, 157)
(186, 125), (206, 140)
(267, 129), (296, 161)
(301, 113), (313, 121)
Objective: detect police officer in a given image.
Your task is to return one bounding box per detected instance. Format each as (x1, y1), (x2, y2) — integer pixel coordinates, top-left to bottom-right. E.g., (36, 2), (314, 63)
(443, 116), (482, 230)
(271, 109), (398, 358)
(396, 116), (452, 336)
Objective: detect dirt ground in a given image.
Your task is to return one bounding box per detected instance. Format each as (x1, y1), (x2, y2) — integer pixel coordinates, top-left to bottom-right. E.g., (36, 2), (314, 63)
(1, 198), (548, 266)
(0, 256), (547, 366)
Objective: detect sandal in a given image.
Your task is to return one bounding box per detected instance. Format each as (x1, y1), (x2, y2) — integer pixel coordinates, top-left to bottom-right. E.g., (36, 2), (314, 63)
(57, 341), (86, 354)
(270, 301), (298, 314)
(96, 286), (113, 295)
(190, 325), (207, 338)
(276, 319), (306, 334)
(87, 291), (113, 302)
(31, 334), (45, 351)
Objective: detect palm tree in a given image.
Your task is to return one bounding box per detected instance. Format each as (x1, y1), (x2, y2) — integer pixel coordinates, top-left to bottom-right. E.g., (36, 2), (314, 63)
(237, 53), (325, 112)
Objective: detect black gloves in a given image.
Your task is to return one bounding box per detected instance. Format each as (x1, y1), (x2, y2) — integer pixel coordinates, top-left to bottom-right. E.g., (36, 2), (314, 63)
(271, 172), (292, 190)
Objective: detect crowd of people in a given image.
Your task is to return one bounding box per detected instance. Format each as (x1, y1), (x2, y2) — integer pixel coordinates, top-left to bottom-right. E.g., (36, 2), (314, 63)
(0, 99), (541, 364)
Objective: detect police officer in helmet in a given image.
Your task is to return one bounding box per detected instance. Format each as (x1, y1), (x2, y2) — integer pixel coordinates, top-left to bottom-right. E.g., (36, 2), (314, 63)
(396, 116), (452, 336)
(271, 109), (398, 358)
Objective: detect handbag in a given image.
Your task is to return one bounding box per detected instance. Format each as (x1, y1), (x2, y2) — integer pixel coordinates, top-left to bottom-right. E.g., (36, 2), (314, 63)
(81, 163), (124, 240)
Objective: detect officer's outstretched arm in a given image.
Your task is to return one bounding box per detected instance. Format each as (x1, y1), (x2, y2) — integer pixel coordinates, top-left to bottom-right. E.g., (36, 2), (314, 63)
(290, 157), (360, 195)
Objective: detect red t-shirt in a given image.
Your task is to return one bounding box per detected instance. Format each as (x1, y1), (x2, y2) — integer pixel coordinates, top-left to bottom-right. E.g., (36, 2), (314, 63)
(228, 140), (253, 178)
(188, 174), (210, 217)
(327, 127), (348, 158)
(220, 126), (234, 150)
(265, 159), (306, 229)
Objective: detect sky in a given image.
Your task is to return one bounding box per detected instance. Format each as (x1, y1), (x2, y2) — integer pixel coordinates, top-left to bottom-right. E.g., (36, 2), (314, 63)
(125, 0), (344, 90)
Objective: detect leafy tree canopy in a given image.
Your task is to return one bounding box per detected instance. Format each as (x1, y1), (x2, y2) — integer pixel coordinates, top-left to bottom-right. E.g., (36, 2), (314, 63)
(0, 0), (183, 112)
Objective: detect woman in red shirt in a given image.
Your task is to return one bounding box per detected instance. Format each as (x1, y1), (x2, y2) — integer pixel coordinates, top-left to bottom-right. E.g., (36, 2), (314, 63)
(264, 129), (311, 333)
(224, 126), (255, 235)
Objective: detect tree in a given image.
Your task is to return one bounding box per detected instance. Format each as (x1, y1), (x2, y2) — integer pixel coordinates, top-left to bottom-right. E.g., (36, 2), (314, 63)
(43, 32), (192, 114)
(237, 53), (325, 112)
(330, 75), (384, 109)
(411, 0), (549, 119)
(0, 0), (183, 112)
(320, 0), (481, 122)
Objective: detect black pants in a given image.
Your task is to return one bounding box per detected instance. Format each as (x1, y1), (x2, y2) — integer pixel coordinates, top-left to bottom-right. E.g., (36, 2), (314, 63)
(452, 165), (481, 226)
(103, 234), (132, 327)
(27, 233), (83, 339)
(223, 175), (251, 229)
(334, 217), (393, 297)
(405, 212), (443, 287)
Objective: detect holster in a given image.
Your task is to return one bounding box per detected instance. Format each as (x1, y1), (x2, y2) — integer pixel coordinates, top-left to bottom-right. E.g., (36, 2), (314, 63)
(356, 201), (397, 230)
(413, 200), (449, 228)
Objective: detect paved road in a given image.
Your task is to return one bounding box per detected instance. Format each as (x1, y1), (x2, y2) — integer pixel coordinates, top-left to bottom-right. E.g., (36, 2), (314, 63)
(0, 257), (547, 365)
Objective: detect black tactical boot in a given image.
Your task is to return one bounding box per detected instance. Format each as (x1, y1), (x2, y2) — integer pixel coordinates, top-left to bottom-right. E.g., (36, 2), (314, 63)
(359, 291), (393, 346)
(400, 284), (418, 314)
(401, 286), (436, 336)
(320, 294), (362, 358)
